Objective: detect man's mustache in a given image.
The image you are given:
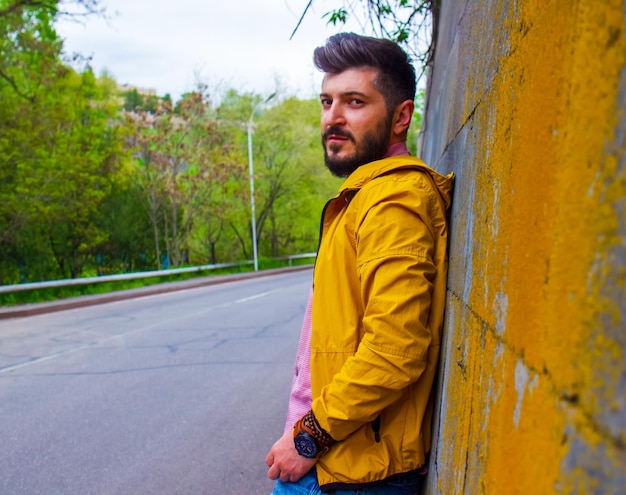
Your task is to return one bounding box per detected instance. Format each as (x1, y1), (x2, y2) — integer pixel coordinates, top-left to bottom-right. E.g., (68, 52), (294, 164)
(323, 127), (355, 143)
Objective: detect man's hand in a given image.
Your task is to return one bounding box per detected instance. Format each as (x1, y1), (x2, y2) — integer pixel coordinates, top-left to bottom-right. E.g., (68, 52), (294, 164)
(265, 431), (317, 483)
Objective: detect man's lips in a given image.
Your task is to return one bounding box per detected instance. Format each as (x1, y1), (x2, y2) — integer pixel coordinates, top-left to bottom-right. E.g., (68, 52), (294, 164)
(326, 134), (349, 143)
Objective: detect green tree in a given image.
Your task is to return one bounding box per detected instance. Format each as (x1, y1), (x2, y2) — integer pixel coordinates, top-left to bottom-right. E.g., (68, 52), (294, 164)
(214, 91), (340, 260)
(0, 0), (117, 283)
(253, 97), (339, 257)
(125, 86), (245, 268)
(123, 88), (143, 112)
(18, 68), (124, 278)
(0, 0), (60, 100)
(0, 0), (64, 282)
(97, 177), (155, 274)
(198, 89), (266, 262)
(0, 0), (103, 99)
(0, 68), (125, 281)
(124, 110), (170, 269)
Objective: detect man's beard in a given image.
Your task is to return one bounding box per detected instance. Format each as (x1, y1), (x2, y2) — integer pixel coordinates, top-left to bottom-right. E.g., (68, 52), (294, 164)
(322, 116), (392, 178)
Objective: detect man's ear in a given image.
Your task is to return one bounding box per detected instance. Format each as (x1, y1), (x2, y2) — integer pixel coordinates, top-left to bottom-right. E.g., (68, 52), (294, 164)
(392, 99), (415, 137)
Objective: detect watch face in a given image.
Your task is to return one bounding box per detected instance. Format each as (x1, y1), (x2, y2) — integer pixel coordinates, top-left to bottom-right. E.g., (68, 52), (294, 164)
(294, 432), (318, 458)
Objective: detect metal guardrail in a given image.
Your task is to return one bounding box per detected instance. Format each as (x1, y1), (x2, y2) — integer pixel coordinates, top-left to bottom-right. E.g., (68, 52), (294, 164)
(0, 253), (317, 295)
(277, 252), (318, 266)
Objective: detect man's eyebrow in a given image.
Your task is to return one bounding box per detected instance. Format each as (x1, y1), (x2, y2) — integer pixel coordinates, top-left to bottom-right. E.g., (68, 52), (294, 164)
(319, 91), (369, 99)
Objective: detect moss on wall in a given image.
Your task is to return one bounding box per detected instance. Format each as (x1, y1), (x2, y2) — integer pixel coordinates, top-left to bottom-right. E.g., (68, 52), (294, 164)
(422, 1), (625, 493)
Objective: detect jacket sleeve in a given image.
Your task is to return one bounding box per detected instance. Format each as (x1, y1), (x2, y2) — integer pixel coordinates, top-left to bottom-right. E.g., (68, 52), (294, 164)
(312, 174), (438, 441)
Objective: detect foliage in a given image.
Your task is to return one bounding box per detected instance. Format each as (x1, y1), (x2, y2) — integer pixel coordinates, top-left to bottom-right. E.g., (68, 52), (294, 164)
(0, 66), (125, 282)
(0, 0), (104, 98)
(0, 58), (335, 285)
(0, 0), (122, 284)
(0, 0), (61, 100)
(253, 97), (339, 257)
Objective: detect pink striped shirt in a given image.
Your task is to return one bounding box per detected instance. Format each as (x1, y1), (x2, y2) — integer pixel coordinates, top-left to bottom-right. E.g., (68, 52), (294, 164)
(284, 287), (314, 432)
(283, 142), (411, 433)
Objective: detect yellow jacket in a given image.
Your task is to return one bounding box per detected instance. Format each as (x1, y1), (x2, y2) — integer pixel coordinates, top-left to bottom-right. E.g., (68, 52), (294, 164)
(311, 156), (454, 490)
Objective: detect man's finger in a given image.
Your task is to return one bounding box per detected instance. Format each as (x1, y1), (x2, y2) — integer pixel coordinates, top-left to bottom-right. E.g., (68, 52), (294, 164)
(267, 464), (279, 481)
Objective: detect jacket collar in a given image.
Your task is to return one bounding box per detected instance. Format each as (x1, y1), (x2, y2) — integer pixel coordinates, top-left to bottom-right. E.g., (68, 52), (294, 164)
(338, 156), (455, 211)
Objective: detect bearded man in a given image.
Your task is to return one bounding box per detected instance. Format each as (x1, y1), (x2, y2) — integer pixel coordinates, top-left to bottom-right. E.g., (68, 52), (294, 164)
(266, 32), (454, 495)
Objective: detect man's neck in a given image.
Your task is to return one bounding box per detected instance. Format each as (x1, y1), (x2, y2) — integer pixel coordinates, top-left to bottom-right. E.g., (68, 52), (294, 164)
(384, 141), (410, 158)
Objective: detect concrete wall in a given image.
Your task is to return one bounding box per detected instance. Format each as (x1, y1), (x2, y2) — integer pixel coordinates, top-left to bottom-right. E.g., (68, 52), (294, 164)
(421, 1), (625, 493)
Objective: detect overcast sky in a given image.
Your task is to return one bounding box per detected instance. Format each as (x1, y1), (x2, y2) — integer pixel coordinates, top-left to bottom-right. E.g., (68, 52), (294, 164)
(56, 0), (366, 101)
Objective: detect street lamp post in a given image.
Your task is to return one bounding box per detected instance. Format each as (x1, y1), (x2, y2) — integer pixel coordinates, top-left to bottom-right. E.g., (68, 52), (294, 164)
(247, 93), (275, 272)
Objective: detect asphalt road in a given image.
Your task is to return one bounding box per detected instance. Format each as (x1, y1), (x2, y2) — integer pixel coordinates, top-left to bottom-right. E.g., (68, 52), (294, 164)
(0, 268), (313, 495)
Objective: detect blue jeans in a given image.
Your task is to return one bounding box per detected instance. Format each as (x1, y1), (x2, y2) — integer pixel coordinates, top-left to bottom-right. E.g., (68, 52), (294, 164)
(271, 468), (423, 495)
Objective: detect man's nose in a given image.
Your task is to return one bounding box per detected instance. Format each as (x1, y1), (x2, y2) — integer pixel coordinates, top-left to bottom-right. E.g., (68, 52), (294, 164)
(323, 103), (346, 128)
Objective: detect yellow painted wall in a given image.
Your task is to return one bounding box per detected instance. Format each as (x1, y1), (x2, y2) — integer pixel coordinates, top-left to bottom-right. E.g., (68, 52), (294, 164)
(421, 1), (625, 493)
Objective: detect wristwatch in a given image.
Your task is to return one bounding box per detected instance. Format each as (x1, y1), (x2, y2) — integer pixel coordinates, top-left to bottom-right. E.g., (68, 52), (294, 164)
(293, 411), (334, 458)
(293, 428), (320, 458)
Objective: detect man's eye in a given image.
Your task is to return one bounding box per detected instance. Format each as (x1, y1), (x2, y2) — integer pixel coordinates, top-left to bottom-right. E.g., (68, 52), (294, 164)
(351, 99), (364, 105)
(321, 99), (332, 107)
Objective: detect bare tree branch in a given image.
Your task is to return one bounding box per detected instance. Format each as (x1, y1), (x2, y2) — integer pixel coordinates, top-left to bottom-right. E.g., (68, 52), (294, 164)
(290, 0), (313, 40)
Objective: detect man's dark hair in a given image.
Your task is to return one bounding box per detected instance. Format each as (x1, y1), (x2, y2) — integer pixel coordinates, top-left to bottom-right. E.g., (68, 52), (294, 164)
(313, 32), (417, 111)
